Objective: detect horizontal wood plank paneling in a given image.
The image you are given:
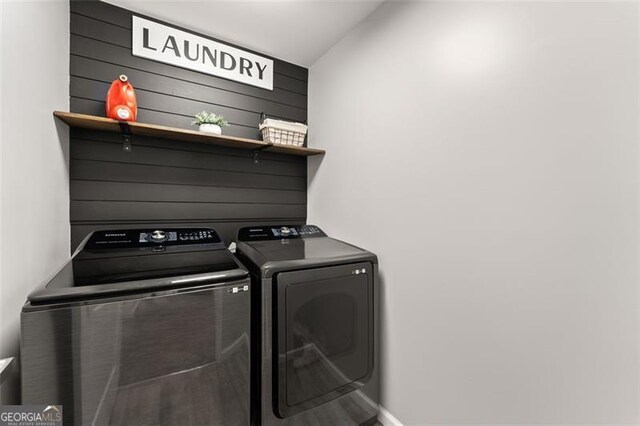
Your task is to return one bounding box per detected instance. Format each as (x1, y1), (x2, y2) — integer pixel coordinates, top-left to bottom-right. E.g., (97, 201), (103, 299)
(71, 181), (306, 204)
(70, 159), (306, 191)
(70, 138), (306, 177)
(71, 201), (306, 222)
(69, 1), (308, 249)
(70, 55), (306, 109)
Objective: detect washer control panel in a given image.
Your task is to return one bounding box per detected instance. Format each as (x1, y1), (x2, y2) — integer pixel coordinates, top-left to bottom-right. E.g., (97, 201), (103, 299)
(138, 229), (218, 244)
(238, 225), (326, 241)
(85, 228), (222, 249)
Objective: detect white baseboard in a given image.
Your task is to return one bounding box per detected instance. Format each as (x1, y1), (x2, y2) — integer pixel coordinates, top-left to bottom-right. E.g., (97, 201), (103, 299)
(378, 405), (403, 426)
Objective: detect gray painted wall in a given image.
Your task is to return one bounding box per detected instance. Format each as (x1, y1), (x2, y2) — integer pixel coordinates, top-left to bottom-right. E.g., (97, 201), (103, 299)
(1, 0), (70, 404)
(308, 2), (639, 424)
(70, 1), (308, 248)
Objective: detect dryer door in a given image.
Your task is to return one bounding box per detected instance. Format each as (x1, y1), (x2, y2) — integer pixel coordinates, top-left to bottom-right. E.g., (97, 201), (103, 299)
(274, 262), (373, 418)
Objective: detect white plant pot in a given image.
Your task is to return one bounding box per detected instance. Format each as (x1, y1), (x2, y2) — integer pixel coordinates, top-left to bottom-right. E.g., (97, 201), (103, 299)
(198, 124), (222, 135)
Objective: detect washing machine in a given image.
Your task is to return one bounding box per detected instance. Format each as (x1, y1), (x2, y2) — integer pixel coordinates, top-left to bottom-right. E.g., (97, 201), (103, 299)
(235, 224), (379, 426)
(21, 228), (251, 426)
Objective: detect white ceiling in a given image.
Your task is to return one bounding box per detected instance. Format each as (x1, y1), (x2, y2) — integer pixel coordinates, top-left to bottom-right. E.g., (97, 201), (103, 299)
(104, 0), (383, 67)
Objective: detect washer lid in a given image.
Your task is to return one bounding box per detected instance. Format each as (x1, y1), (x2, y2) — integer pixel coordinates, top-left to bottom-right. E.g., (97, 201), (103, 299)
(28, 228), (247, 304)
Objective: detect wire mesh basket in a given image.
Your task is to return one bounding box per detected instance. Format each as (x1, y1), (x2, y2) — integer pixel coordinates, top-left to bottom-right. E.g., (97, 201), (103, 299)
(259, 114), (308, 147)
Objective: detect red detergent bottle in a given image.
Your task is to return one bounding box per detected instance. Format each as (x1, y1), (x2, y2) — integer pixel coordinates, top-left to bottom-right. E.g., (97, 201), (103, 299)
(106, 74), (137, 121)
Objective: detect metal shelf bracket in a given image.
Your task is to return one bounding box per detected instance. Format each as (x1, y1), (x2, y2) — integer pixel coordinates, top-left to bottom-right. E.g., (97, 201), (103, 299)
(119, 121), (132, 152)
(252, 145), (270, 165)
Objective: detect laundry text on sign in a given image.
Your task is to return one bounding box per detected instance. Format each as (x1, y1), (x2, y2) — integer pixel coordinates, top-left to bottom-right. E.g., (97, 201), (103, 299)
(132, 16), (273, 90)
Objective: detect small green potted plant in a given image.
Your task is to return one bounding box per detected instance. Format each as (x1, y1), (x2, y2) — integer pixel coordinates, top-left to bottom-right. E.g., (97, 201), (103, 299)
(191, 111), (229, 135)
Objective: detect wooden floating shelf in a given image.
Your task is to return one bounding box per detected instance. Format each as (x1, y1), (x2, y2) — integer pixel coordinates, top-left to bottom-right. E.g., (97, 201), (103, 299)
(53, 111), (325, 157)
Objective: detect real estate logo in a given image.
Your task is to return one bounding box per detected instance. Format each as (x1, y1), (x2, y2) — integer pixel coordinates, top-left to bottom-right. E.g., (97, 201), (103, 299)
(0, 405), (62, 426)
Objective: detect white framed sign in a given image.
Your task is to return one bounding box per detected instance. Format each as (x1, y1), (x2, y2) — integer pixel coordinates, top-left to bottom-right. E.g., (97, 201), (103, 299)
(132, 16), (274, 90)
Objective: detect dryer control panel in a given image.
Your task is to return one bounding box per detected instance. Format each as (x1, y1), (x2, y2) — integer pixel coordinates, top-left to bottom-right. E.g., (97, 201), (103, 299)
(238, 225), (326, 241)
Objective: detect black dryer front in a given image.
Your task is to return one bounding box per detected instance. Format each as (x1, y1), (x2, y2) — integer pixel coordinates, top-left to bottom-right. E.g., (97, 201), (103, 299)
(236, 225), (379, 426)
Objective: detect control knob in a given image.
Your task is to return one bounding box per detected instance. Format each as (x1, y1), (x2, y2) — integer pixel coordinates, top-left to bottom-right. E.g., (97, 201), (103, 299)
(150, 230), (166, 243)
(280, 226), (292, 237)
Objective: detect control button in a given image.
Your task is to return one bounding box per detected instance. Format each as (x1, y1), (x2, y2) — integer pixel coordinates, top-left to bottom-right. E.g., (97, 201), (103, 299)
(150, 230), (166, 243)
(280, 226), (292, 237)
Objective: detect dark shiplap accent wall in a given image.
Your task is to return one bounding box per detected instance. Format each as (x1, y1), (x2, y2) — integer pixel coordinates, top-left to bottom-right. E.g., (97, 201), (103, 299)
(69, 1), (308, 249)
